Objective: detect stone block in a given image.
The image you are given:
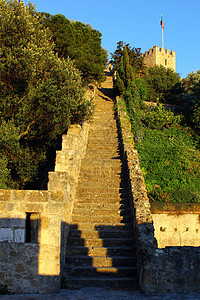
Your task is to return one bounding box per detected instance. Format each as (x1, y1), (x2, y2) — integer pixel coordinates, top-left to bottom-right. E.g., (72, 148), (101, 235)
(24, 203), (43, 213)
(2, 218), (25, 228)
(38, 259), (60, 276)
(15, 229), (25, 243)
(0, 190), (12, 202)
(6, 203), (15, 212)
(41, 217), (49, 229)
(40, 229), (60, 245)
(0, 228), (13, 242)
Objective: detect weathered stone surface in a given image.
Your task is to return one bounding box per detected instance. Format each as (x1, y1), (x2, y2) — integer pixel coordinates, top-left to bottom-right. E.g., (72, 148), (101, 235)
(14, 229), (25, 243)
(0, 228), (13, 242)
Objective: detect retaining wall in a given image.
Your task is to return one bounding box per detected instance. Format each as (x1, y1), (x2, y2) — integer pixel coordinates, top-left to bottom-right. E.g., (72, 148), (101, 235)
(115, 95), (200, 294)
(152, 212), (200, 248)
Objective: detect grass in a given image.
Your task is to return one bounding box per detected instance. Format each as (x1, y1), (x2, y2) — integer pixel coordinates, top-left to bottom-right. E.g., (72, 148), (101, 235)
(134, 125), (200, 203)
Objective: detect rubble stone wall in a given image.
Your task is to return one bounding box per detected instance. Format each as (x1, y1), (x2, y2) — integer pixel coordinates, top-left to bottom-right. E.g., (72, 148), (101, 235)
(0, 190), (63, 294)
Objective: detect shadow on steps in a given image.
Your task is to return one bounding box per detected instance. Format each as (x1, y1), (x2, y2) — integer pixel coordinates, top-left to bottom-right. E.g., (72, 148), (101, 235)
(62, 222), (138, 289)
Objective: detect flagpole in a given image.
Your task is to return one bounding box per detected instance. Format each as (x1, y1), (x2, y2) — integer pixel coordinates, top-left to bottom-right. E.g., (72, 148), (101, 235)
(160, 15), (164, 49)
(162, 26), (164, 48)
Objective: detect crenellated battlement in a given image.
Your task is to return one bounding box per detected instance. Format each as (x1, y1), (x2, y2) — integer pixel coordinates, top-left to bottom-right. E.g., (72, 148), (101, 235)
(142, 45), (176, 72)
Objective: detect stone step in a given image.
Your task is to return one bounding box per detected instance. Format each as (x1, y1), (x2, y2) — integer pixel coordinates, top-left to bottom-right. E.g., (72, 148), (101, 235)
(81, 158), (122, 167)
(88, 134), (118, 140)
(77, 180), (128, 189)
(76, 190), (129, 201)
(86, 145), (119, 151)
(86, 148), (119, 154)
(72, 207), (131, 217)
(84, 152), (120, 159)
(78, 170), (122, 178)
(77, 174), (123, 182)
(75, 197), (129, 204)
(71, 214), (131, 225)
(65, 255), (136, 267)
(62, 276), (137, 289)
(68, 237), (134, 248)
(63, 265), (136, 278)
(88, 127), (118, 133)
(89, 117), (116, 123)
(92, 114), (115, 119)
(65, 246), (135, 257)
(75, 195), (129, 203)
(91, 120), (116, 125)
(69, 223), (133, 231)
(83, 153), (120, 160)
(76, 186), (127, 193)
(72, 202), (131, 211)
(77, 178), (126, 186)
(86, 145), (119, 152)
(88, 130), (118, 136)
(80, 165), (121, 172)
(68, 228), (134, 239)
(78, 171), (127, 180)
(87, 138), (118, 144)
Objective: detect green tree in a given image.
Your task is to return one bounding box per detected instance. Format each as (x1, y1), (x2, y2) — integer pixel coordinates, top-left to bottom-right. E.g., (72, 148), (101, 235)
(180, 71), (200, 132)
(0, 0), (91, 188)
(111, 41), (144, 74)
(144, 65), (181, 103)
(41, 14), (108, 84)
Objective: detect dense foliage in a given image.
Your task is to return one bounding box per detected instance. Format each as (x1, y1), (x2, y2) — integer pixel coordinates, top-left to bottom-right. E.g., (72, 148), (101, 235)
(0, 0), (92, 189)
(113, 43), (200, 203)
(40, 13), (108, 84)
(144, 65), (182, 103)
(175, 71), (200, 133)
(111, 41), (144, 74)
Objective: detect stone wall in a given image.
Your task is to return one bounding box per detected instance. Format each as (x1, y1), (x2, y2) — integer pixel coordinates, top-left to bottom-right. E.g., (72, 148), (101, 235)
(152, 212), (200, 248)
(0, 190), (63, 294)
(142, 45), (176, 72)
(115, 95), (200, 294)
(0, 121), (90, 294)
(48, 122), (89, 269)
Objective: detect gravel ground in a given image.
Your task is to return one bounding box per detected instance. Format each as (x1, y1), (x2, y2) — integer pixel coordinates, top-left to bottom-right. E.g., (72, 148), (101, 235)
(1, 287), (200, 300)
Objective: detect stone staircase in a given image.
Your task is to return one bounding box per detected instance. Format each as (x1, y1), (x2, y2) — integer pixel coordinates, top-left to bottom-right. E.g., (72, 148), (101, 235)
(62, 71), (137, 289)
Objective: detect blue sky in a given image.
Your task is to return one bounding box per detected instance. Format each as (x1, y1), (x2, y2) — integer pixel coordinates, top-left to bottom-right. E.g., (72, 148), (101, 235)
(25, 0), (199, 78)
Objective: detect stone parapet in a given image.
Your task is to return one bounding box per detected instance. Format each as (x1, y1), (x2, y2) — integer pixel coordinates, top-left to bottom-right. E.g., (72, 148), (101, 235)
(115, 96), (156, 293)
(48, 122), (89, 266)
(142, 45), (176, 72)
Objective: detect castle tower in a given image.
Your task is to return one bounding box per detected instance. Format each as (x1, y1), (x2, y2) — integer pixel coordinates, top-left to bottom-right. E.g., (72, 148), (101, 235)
(142, 45), (176, 72)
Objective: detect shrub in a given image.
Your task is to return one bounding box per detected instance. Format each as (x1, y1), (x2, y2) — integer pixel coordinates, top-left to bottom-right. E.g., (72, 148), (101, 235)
(141, 104), (181, 130)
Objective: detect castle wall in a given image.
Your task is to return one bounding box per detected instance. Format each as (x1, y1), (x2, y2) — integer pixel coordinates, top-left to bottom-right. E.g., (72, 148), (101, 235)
(143, 45), (176, 72)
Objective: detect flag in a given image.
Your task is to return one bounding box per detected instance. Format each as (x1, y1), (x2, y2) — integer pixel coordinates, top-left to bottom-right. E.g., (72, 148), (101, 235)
(160, 15), (164, 29)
